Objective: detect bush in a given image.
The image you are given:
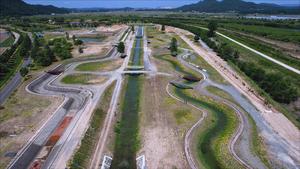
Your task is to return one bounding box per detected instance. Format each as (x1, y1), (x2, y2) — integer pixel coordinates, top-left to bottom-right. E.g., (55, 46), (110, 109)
(74, 39), (83, 46)
(194, 35), (200, 42)
(20, 67), (29, 77)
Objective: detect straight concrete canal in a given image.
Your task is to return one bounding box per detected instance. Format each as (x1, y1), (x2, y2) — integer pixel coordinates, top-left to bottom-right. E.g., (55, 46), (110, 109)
(111, 26), (144, 169)
(130, 26), (143, 66)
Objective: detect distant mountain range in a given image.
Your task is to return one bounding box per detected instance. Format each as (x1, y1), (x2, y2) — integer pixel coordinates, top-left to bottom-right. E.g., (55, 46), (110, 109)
(0, 0), (299, 16)
(0, 0), (68, 16)
(177, 0), (300, 14)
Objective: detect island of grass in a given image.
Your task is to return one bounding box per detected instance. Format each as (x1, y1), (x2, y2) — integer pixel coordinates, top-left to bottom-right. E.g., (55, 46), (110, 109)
(75, 59), (122, 72)
(61, 73), (107, 85)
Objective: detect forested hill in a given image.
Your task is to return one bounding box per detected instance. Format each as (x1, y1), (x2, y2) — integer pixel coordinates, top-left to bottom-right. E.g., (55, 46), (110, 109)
(177, 0), (300, 14)
(0, 0), (68, 16)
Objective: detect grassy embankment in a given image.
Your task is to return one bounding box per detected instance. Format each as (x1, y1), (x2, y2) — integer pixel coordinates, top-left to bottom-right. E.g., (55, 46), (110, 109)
(205, 85), (271, 168)
(69, 81), (116, 169)
(75, 59), (122, 72)
(61, 73), (107, 85)
(172, 86), (243, 169)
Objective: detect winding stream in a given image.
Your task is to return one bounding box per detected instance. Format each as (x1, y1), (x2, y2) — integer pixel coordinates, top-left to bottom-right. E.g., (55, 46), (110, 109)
(182, 51), (299, 168)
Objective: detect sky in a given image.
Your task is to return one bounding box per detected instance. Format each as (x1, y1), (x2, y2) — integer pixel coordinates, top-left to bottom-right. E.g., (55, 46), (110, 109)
(24, 0), (300, 8)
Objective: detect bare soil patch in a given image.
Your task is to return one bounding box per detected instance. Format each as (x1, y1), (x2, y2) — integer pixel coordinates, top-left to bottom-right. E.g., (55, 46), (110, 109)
(96, 24), (125, 32)
(139, 76), (201, 169)
(72, 44), (109, 58)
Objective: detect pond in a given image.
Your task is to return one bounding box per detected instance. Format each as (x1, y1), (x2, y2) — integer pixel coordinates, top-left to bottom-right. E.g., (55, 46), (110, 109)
(78, 37), (103, 43)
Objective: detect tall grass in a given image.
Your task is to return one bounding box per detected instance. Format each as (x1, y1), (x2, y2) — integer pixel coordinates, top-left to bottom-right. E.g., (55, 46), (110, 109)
(111, 76), (142, 169)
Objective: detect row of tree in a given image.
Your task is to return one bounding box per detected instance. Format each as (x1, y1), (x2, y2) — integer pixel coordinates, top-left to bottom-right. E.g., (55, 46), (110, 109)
(0, 33), (31, 80)
(238, 62), (298, 104)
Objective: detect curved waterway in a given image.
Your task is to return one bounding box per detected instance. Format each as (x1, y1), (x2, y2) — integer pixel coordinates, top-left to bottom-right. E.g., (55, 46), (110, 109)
(196, 65), (299, 168)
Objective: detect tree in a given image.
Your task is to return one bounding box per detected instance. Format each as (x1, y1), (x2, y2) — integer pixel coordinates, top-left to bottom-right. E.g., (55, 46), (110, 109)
(0, 63), (9, 74)
(233, 50), (239, 59)
(207, 21), (217, 37)
(72, 35), (76, 42)
(218, 43), (233, 61)
(78, 47), (83, 53)
(65, 32), (69, 40)
(44, 45), (55, 61)
(170, 37), (178, 56)
(117, 42), (125, 54)
(20, 67), (28, 77)
(194, 35), (200, 42)
(19, 34), (32, 57)
(37, 52), (52, 66)
(131, 25), (135, 33)
(161, 25), (165, 31)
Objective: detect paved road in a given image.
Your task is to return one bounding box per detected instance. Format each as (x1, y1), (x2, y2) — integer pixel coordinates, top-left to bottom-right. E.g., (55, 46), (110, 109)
(0, 57), (31, 105)
(192, 25), (300, 75)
